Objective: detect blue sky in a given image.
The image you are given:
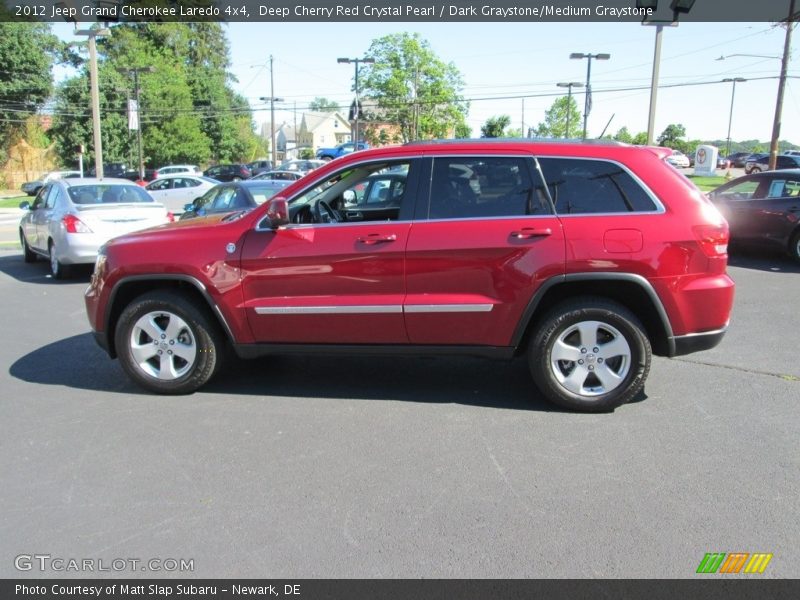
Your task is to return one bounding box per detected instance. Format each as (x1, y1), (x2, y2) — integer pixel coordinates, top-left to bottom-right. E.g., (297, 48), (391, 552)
(53, 20), (798, 146)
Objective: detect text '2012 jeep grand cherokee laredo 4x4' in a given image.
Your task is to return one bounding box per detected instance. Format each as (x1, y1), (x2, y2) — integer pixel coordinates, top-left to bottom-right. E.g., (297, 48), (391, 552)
(85, 140), (734, 412)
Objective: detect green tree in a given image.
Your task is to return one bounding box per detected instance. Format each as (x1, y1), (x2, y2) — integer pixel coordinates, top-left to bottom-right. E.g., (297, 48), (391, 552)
(0, 23), (61, 163)
(533, 96), (582, 139)
(481, 115), (511, 138)
(613, 126), (633, 143)
(359, 33), (468, 142)
(657, 124), (687, 152)
(51, 23), (260, 168)
(309, 97), (340, 112)
(454, 122), (471, 138)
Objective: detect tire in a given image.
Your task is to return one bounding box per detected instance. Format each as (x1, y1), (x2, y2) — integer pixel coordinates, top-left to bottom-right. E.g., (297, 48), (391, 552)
(48, 240), (71, 279)
(232, 176), (242, 182)
(20, 230), (36, 263)
(320, 156), (333, 162)
(528, 298), (651, 412)
(115, 290), (224, 394)
(789, 231), (800, 264)
(750, 167), (762, 173)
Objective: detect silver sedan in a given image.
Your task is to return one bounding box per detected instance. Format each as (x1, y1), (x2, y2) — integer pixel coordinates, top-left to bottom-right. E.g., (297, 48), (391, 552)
(19, 178), (171, 279)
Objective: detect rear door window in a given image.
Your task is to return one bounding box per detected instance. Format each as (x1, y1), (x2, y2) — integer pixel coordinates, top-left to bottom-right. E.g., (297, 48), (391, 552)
(537, 157), (658, 214)
(427, 156), (550, 219)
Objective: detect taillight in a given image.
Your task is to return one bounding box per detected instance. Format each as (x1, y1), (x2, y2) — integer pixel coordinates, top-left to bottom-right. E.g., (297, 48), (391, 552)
(63, 213), (92, 234)
(167, 212), (175, 223)
(693, 223), (729, 257)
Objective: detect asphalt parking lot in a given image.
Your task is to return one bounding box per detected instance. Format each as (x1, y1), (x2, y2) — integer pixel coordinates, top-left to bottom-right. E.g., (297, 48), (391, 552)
(0, 246), (797, 579)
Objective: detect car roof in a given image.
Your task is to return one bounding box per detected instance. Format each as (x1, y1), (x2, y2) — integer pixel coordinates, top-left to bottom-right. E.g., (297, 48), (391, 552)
(61, 177), (138, 187)
(151, 173), (206, 179)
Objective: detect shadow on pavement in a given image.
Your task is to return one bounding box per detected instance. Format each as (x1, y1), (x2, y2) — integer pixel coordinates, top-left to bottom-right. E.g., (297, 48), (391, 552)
(0, 253), (93, 285)
(7, 332), (631, 413)
(727, 248), (800, 274)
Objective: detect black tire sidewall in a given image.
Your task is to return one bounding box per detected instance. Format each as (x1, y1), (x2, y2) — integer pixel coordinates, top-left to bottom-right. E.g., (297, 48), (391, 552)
(115, 291), (221, 394)
(530, 300), (651, 412)
(20, 231), (35, 263)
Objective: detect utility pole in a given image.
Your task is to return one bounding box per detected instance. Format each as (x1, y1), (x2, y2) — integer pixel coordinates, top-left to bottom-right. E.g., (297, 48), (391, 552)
(259, 56), (284, 167)
(769, 0), (795, 170)
(125, 67), (155, 180)
(338, 56), (375, 144)
(74, 24), (109, 178)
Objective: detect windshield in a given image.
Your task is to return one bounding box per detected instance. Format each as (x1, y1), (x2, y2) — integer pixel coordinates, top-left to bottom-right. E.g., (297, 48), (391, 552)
(246, 185), (279, 205)
(68, 184), (154, 205)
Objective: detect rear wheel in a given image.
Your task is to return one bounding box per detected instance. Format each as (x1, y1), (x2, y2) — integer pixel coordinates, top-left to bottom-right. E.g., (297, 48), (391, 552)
(20, 230), (36, 263)
(750, 166), (762, 173)
(48, 241), (71, 279)
(115, 290), (224, 394)
(789, 231), (800, 263)
(528, 298), (651, 412)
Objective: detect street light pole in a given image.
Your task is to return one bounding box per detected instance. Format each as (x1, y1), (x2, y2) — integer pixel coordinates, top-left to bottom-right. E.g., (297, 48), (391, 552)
(557, 82), (584, 138)
(723, 78), (746, 158)
(569, 52), (610, 140)
(337, 56), (375, 145)
(74, 25), (109, 178)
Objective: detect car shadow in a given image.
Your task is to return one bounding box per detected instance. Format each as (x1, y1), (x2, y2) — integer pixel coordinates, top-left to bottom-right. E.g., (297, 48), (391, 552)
(6, 333), (647, 413)
(0, 253), (93, 284)
(727, 248), (800, 273)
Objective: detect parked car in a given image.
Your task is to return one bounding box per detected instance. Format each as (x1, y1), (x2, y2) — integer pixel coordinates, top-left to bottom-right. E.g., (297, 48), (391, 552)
(145, 175), (219, 214)
(276, 159), (325, 174)
(726, 152), (751, 168)
(315, 142), (369, 161)
(248, 170), (305, 195)
(85, 140), (734, 412)
(707, 170), (800, 261)
(203, 164), (252, 182)
(19, 178), (171, 279)
(247, 160), (274, 177)
(665, 150), (690, 168)
(20, 170), (82, 196)
(121, 168), (158, 186)
(155, 165), (202, 177)
(781, 150), (800, 156)
(179, 180), (279, 220)
(744, 154), (800, 174)
(88, 163), (129, 178)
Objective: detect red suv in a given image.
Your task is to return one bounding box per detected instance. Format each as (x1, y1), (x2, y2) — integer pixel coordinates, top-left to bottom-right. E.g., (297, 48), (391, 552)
(85, 140), (734, 412)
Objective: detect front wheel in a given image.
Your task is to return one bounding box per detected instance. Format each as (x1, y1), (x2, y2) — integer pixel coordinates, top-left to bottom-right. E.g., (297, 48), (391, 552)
(528, 298), (651, 412)
(20, 230), (36, 263)
(750, 167), (762, 173)
(115, 290), (224, 394)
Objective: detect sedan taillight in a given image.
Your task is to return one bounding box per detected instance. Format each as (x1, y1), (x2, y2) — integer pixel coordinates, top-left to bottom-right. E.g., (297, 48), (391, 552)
(63, 213), (92, 234)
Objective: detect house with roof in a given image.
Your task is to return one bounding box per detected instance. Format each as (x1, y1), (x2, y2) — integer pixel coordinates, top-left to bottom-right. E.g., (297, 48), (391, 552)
(297, 112), (352, 154)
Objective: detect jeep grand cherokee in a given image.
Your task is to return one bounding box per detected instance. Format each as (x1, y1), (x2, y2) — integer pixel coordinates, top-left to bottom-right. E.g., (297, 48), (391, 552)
(85, 140), (734, 412)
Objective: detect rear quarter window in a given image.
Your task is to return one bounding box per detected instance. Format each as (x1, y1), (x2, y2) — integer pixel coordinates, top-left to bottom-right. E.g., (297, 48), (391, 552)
(537, 157), (658, 214)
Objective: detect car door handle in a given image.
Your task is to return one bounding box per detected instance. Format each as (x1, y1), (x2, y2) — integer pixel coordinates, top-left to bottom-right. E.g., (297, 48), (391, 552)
(510, 227), (552, 239)
(357, 233), (397, 245)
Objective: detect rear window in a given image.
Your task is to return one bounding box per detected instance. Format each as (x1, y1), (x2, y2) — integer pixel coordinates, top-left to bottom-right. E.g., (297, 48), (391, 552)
(537, 158), (658, 214)
(68, 184), (154, 205)
(247, 185), (278, 205)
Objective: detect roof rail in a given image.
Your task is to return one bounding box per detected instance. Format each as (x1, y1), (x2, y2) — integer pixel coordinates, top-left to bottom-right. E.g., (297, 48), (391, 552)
(403, 137), (629, 146)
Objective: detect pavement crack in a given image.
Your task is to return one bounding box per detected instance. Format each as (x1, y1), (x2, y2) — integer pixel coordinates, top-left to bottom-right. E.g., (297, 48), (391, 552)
(672, 357), (799, 382)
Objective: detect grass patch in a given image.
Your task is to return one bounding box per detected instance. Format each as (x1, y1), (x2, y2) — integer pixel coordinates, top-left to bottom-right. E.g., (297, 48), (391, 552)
(686, 175), (729, 192)
(0, 196), (28, 208)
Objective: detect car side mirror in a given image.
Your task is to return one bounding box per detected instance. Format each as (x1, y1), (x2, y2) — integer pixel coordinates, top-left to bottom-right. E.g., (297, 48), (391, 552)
(19, 201), (31, 210)
(343, 189), (356, 206)
(184, 202), (196, 212)
(265, 197), (289, 229)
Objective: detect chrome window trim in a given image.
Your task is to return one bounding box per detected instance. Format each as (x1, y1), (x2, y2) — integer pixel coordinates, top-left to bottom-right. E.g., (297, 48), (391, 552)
(536, 155), (666, 215)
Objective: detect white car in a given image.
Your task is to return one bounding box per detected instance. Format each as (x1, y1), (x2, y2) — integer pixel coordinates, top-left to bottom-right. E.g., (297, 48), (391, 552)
(154, 164), (202, 177)
(19, 178), (170, 279)
(21, 170), (82, 196)
(666, 150), (691, 168)
(145, 175), (219, 214)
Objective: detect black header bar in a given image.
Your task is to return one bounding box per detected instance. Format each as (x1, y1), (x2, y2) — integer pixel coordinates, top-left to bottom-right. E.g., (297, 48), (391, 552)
(1, 0), (796, 23)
